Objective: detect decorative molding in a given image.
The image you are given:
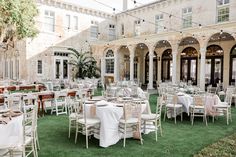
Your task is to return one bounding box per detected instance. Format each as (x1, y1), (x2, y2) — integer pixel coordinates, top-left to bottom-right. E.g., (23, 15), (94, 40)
(37, 0), (114, 19)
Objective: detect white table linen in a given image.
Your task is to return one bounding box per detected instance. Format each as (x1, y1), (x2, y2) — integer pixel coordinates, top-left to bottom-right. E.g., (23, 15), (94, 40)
(0, 115), (23, 149)
(84, 100), (150, 148)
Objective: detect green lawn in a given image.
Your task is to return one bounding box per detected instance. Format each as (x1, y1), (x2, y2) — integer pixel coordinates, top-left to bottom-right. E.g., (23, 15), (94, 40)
(37, 94), (236, 157)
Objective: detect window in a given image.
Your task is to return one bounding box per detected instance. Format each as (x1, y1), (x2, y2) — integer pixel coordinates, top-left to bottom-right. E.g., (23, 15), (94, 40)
(155, 14), (164, 33)
(134, 20), (141, 36)
(73, 16), (78, 30)
(217, 0), (230, 23)
(44, 10), (55, 32)
(121, 24), (124, 36)
(65, 14), (70, 29)
(182, 7), (192, 28)
(37, 60), (43, 74)
(10, 60), (13, 79)
(15, 59), (19, 79)
(5, 60), (8, 78)
(90, 21), (99, 39)
(109, 24), (116, 41)
(105, 50), (114, 74)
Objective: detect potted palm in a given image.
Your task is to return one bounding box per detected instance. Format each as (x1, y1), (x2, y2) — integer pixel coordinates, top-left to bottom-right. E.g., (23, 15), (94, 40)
(68, 48), (100, 80)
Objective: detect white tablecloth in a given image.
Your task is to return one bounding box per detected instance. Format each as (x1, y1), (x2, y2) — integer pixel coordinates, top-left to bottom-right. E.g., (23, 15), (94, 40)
(0, 115), (23, 149)
(177, 93), (193, 114)
(85, 100), (150, 147)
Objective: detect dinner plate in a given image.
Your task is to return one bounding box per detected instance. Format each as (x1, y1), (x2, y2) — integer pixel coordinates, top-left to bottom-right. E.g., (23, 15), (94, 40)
(0, 109), (10, 114)
(96, 104), (108, 107)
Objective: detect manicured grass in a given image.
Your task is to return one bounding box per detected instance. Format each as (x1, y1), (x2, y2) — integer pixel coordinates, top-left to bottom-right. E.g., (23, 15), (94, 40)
(37, 94), (236, 157)
(194, 132), (236, 157)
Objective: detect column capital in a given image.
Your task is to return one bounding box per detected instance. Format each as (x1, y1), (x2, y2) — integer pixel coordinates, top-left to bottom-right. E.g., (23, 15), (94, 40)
(146, 42), (156, 53)
(200, 47), (207, 56)
(127, 44), (136, 53)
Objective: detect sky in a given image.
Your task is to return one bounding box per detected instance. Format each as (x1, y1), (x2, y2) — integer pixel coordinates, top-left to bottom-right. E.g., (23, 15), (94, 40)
(65, 0), (156, 13)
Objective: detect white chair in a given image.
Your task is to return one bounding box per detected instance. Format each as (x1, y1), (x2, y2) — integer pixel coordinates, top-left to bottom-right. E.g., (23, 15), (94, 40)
(4, 94), (22, 110)
(23, 94), (40, 151)
(164, 94), (183, 124)
(207, 86), (218, 94)
(51, 91), (68, 116)
(214, 90), (233, 125)
(10, 105), (38, 157)
(74, 99), (100, 148)
(22, 94), (38, 113)
(119, 102), (143, 147)
(68, 96), (82, 138)
(190, 95), (207, 126)
(141, 96), (163, 141)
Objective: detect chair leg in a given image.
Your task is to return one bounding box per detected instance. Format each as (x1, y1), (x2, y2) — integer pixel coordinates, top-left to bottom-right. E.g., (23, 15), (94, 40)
(86, 127), (88, 149)
(144, 121), (146, 134)
(205, 115), (208, 126)
(36, 130), (40, 150)
(139, 123), (143, 145)
(174, 108), (176, 124)
(75, 124), (78, 144)
(68, 120), (71, 138)
(163, 107), (167, 122)
(155, 121), (157, 142)
(226, 109), (229, 125)
(159, 120), (163, 137)
(192, 112), (194, 126)
(34, 137), (38, 157)
(123, 124), (126, 148)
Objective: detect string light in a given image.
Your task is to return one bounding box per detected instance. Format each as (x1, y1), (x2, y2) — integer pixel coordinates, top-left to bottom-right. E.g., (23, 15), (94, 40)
(130, 0), (231, 34)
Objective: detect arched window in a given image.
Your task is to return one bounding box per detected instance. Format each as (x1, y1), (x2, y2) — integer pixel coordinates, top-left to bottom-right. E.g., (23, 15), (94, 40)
(180, 47), (198, 85)
(161, 49), (172, 81)
(230, 45), (236, 85)
(205, 45), (224, 86)
(105, 50), (114, 74)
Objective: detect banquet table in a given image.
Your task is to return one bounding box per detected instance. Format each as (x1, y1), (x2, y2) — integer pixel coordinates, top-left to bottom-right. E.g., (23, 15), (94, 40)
(0, 115), (23, 149)
(175, 93), (221, 116)
(84, 99), (150, 147)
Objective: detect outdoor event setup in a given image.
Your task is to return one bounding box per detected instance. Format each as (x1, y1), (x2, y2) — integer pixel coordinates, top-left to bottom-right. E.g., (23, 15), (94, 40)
(1, 78), (235, 157)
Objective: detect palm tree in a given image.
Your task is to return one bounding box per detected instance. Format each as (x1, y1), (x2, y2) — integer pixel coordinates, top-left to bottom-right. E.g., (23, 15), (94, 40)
(68, 48), (100, 79)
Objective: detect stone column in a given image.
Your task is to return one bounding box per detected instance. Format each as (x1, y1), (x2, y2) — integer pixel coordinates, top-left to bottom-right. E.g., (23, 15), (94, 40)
(200, 47), (206, 90)
(114, 50), (119, 82)
(130, 51), (135, 81)
(148, 50), (154, 89)
(101, 57), (105, 84)
(172, 52), (177, 84)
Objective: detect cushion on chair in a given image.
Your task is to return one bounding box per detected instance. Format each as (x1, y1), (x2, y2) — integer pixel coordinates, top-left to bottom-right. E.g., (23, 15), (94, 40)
(119, 118), (139, 124)
(141, 113), (160, 120)
(77, 118), (100, 125)
(166, 103), (183, 108)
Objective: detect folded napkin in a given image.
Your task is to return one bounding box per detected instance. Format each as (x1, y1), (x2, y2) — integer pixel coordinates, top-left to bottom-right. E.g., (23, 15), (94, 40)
(0, 116), (11, 124)
(2, 110), (22, 117)
(95, 100), (107, 106)
(177, 92), (185, 96)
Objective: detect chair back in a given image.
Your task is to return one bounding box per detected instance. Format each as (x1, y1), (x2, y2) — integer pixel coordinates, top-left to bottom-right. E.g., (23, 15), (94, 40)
(156, 96), (163, 116)
(207, 86), (218, 94)
(224, 92), (232, 105)
(22, 94), (38, 113)
(193, 95), (204, 107)
(4, 95), (22, 110)
(23, 105), (37, 142)
(123, 102), (141, 121)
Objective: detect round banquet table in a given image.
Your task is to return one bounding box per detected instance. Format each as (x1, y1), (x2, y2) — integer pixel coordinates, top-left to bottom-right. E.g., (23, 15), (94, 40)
(84, 100), (150, 147)
(0, 115), (23, 149)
